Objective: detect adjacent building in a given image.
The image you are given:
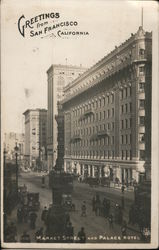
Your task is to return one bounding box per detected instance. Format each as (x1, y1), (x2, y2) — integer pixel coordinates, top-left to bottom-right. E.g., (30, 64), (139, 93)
(23, 109), (47, 169)
(61, 26), (152, 185)
(47, 64), (87, 170)
(4, 132), (25, 161)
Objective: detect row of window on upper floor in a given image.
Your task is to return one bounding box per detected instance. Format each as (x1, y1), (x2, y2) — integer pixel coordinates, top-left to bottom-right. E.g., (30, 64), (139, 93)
(73, 108), (115, 126)
(71, 133), (132, 147)
(72, 86), (132, 117)
(73, 122), (115, 136)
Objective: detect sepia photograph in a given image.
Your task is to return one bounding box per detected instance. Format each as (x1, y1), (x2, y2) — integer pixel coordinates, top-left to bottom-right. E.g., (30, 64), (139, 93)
(1, 0), (159, 248)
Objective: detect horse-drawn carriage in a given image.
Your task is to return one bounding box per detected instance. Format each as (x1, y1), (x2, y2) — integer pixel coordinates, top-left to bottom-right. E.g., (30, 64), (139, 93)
(27, 192), (40, 212)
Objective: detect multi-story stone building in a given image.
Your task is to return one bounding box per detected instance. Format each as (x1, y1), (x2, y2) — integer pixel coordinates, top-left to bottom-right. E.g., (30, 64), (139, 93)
(61, 26), (152, 185)
(47, 64), (87, 170)
(23, 109), (47, 169)
(4, 132), (25, 161)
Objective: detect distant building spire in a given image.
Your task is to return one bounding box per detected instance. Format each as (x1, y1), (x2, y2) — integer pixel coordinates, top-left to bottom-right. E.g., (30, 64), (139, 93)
(141, 7), (143, 28)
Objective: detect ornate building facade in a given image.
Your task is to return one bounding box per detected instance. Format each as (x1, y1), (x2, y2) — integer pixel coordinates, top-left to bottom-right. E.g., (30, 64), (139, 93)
(61, 26), (152, 184)
(47, 64), (87, 170)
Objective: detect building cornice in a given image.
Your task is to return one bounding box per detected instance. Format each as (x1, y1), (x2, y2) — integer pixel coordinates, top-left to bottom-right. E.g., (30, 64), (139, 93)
(61, 27), (152, 105)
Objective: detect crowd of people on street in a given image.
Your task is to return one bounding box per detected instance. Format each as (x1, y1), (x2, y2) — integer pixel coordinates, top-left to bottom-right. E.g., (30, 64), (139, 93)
(4, 180), (149, 243)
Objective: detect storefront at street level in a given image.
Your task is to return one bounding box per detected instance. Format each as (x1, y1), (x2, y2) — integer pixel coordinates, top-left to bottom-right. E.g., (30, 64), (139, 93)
(64, 158), (145, 185)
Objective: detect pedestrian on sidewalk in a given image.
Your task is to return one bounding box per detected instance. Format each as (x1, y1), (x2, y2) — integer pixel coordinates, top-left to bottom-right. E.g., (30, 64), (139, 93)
(106, 199), (110, 217)
(121, 184), (125, 194)
(23, 205), (29, 223)
(121, 220), (127, 237)
(118, 206), (123, 225)
(41, 206), (48, 225)
(20, 231), (31, 242)
(102, 198), (107, 216)
(29, 211), (37, 229)
(81, 201), (86, 217)
(108, 214), (113, 229)
(17, 207), (23, 223)
(95, 194), (101, 216)
(77, 227), (86, 243)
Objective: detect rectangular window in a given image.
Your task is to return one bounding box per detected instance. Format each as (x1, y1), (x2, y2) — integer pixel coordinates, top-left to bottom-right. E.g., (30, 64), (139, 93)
(130, 150), (132, 160)
(122, 150), (124, 160)
(112, 122), (114, 130)
(104, 150), (106, 158)
(108, 137), (110, 145)
(125, 88), (127, 98)
(126, 150), (128, 160)
(107, 96), (110, 104)
(108, 150), (110, 159)
(112, 151), (114, 159)
(140, 150), (145, 160)
(139, 48), (145, 56)
(103, 97), (105, 106)
(129, 134), (132, 144)
(107, 109), (110, 118)
(121, 135), (124, 144)
(121, 105), (124, 114)
(128, 87), (132, 96)
(125, 104), (128, 113)
(99, 99), (101, 107)
(121, 120), (124, 129)
(139, 100), (145, 109)
(139, 82), (145, 91)
(99, 112), (102, 120)
(96, 113), (98, 121)
(139, 133), (145, 142)
(103, 111), (106, 119)
(125, 119), (128, 129)
(125, 134), (128, 144)
(89, 127), (91, 135)
(112, 136), (114, 144)
(139, 66), (145, 75)
(111, 94), (114, 103)
(129, 118), (132, 128)
(112, 108), (114, 117)
(129, 103), (132, 112)
(139, 116), (145, 125)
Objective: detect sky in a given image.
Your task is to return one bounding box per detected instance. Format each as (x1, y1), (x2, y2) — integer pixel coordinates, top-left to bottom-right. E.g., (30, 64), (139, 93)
(1, 0), (158, 134)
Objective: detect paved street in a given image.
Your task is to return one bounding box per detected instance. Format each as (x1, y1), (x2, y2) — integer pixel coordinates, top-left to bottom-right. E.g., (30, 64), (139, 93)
(7, 171), (143, 243)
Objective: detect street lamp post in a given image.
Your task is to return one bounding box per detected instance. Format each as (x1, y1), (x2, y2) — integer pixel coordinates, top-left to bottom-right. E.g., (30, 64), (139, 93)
(14, 142), (19, 193)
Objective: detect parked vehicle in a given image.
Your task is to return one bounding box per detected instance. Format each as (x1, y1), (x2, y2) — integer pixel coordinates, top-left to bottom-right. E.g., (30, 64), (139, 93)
(87, 177), (99, 187)
(27, 193), (40, 212)
(100, 177), (110, 187)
